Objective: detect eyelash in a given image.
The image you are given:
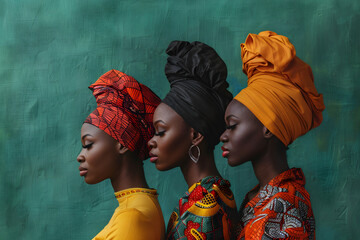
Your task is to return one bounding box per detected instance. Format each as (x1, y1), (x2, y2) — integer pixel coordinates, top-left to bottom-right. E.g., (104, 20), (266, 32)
(82, 143), (93, 149)
(226, 124), (237, 130)
(154, 131), (165, 136)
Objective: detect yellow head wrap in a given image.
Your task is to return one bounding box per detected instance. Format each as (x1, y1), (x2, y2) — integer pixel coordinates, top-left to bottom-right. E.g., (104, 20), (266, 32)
(234, 31), (325, 146)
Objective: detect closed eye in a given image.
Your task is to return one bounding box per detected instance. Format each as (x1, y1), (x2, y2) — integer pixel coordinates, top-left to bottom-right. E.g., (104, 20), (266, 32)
(154, 131), (165, 136)
(226, 124), (237, 130)
(82, 143), (93, 149)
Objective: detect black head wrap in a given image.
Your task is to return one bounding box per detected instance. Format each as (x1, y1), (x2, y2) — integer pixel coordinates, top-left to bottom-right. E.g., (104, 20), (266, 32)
(162, 41), (233, 148)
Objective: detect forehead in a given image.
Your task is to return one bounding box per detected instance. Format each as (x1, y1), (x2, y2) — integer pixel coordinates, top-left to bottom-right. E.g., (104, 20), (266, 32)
(81, 123), (111, 140)
(225, 99), (258, 122)
(81, 123), (118, 143)
(81, 123), (100, 134)
(154, 103), (185, 123)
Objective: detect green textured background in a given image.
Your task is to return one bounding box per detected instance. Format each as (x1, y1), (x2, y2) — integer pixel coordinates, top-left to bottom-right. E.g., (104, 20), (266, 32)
(1, 0), (359, 239)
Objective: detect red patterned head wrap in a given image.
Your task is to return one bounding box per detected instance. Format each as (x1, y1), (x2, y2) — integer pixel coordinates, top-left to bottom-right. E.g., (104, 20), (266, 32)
(84, 69), (161, 160)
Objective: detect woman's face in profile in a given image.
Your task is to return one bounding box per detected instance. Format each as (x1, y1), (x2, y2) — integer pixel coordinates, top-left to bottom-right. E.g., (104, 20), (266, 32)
(77, 123), (121, 184)
(220, 100), (267, 166)
(148, 103), (192, 171)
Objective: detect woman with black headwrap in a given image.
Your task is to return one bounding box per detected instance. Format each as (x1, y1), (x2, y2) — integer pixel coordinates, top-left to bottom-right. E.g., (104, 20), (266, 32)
(148, 41), (239, 240)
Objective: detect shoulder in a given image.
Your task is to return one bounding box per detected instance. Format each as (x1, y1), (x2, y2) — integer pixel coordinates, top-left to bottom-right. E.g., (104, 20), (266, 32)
(168, 178), (239, 239)
(124, 192), (163, 217)
(106, 208), (161, 240)
(242, 184), (315, 239)
(182, 177), (236, 217)
(210, 179), (237, 209)
(112, 208), (148, 229)
(255, 180), (314, 225)
(268, 177), (312, 207)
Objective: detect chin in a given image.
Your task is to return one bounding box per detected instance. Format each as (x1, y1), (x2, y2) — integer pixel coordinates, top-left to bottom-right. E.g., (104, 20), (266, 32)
(155, 163), (172, 171)
(84, 176), (102, 185)
(227, 156), (244, 167)
(227, 160), (238, 167)
(155, 160), (177, 172)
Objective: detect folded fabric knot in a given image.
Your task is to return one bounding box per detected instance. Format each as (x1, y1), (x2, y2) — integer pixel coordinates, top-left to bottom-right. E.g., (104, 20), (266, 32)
(235, 31), (325, 146)
(163, 41), (233, 148)
(85, 69), (161, 160)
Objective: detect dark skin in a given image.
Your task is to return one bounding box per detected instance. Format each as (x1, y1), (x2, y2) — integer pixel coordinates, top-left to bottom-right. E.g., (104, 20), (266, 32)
(148, 103), (221, 187)
(77, 123), (148, 192)
(220, 100), (289, 200)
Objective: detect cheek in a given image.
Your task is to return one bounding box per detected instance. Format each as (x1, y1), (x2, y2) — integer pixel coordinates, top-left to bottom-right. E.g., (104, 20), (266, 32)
(157, 133), (190, 170)
(229, 126), (264, 164)
(86, 145), (119, 180)
(233, 127), (256, 146)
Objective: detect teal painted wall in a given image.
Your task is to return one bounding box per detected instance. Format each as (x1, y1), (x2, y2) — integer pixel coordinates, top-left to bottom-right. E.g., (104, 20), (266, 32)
(1, 0), (359, 239)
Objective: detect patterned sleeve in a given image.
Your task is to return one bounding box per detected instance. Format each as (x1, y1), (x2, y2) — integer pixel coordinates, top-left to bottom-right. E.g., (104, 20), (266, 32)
(242, 191), (315, 240)
(167, 185), (235, 240)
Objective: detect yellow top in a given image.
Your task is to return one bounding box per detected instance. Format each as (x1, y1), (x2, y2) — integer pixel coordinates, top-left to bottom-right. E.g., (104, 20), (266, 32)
(93, 188), (165, 240)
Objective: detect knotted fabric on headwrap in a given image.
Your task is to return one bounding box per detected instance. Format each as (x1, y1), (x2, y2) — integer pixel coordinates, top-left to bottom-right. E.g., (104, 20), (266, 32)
(84, 69), (161, 160)
(235, 31), (325, 146)
(162, 41), (233, 148)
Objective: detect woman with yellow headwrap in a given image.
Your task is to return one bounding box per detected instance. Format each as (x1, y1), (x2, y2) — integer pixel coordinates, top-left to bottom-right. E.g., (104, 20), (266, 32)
(220, 31), (325, 239)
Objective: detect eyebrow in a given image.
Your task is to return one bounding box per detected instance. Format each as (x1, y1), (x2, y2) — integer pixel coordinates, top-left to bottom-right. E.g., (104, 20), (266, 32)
(225, 114), (239, 121)
(81, 134), (92, 140)
(154, 120), (166, 125)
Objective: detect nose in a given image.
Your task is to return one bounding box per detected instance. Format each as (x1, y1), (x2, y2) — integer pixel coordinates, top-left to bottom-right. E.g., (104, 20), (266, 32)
(220, 130), (228, 143)
(148, 137), (157, 149)
(77, 149), (85, 163)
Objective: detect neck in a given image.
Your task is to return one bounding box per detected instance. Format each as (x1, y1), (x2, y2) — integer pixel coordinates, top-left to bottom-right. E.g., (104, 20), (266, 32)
(180, 149), (221, 187)
(252, 143), (289, 190)
(110, 153), (149, 192)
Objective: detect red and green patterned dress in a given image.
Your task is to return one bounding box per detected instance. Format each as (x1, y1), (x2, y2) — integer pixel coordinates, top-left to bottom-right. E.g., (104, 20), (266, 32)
(167, 176), (239, 240)
(237, 168), (315, 240)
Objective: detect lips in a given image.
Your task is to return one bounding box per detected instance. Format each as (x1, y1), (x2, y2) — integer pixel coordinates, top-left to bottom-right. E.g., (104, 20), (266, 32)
(149, 152), (158, 163)
(79, 166), (88, 177)
(221, 146), (230, 158)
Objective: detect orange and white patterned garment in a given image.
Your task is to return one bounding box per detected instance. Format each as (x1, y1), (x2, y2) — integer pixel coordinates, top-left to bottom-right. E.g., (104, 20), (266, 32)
(238, 168), (315, 240)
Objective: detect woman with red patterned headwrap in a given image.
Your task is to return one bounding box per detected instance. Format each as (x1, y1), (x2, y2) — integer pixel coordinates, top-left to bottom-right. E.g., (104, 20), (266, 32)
(220, 31), (325, 239)
(77, 69), (165, 240)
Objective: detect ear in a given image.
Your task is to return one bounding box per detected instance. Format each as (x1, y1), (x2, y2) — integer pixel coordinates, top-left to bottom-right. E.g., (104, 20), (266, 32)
(263, 126), (273, 139)
(190, 128), (204, 146)
(116, 142), (129, 155)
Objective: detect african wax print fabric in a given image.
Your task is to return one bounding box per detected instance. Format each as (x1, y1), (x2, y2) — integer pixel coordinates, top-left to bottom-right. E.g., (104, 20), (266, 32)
(237, 168), (315, 240)
(167, 176), (239, 240)
(85, 69), (161, 160)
